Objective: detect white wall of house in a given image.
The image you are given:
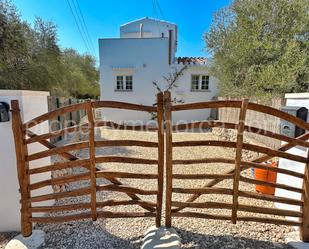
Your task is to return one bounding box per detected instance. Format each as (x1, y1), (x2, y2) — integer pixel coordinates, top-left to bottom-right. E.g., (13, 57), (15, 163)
(0, 90), (53, 232)
(275, 93), (309, 216)
(120, 17), (177, 39)
(171, 66), (218, 122)
(99, 17), (218, 123)
(120, 17), (177, 60)
(99, 37), (171, 122)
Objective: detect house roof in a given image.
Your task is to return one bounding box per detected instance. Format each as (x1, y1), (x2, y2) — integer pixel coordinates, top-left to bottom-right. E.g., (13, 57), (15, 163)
(177, 57), (207, 65)
(120, 17), (177, 27)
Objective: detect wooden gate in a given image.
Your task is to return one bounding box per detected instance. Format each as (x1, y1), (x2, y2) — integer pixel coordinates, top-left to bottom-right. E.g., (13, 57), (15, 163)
(11, 93), (164, 237)
(163, 91), (309, 241)
(11, 91), (309, 241)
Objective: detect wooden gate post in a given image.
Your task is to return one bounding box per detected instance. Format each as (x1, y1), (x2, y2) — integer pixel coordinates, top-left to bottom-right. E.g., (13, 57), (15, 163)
(301, 150), (309, 241)
(156, 92), (164, 227)
(232, 98), (249, 224)
(87, 100), (97, 221)
(164, 91), (173, 227)
(11, 100), (32, 237)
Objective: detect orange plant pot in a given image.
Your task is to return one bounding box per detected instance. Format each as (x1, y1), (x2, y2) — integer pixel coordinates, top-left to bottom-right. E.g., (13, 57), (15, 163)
(254, 162), (278, 195)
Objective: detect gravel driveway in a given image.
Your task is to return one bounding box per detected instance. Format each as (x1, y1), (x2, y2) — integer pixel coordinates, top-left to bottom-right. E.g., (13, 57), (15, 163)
(0, 128), (297, 248)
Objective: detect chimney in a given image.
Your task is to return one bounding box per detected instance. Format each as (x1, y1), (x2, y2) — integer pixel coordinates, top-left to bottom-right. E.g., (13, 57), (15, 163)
(140, 23), (144, 38)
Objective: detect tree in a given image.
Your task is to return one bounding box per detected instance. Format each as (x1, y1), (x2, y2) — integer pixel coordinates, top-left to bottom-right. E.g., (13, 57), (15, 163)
(0, 0), (99, 98)
(205, 0), (309, 99)
(61, 49), (99, 98)
(0, 0), (31, 89)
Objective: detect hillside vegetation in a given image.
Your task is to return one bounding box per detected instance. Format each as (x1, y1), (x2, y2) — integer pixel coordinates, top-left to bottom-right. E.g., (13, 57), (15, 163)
(0, 0), (99, 98)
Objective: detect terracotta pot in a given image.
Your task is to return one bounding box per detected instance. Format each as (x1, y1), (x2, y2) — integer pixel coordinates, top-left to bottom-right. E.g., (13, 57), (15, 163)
(254, 161), (277, 195)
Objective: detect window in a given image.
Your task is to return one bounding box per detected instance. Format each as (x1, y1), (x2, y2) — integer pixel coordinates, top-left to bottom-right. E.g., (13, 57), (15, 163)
(116, 76), (124, 90)
(115, 75), (133, 91)
(191, 75), (210, 91)
(201, 75), (209, 90)
(125, 76), (133, 90)
(191, 75), (199, 91)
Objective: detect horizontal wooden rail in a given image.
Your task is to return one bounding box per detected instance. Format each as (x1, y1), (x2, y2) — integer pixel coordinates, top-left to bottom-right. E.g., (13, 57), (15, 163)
(274, 132), (309, 156)
(95, 156), (158, 165)
(24, 102), (87, 129)
(170, 101), (309, 131)
(171, 201), (302, 218)
(237, 204), (302, 217)
(173, 158), (235, 165)
(25, 123), (89, 144)
(30, 211), (156, 223)
(30, 200), (157, 213)
(30, 212), (91, 223)
(247, 102), (309, 131)
(27, 142), (88, 161)
(242, 161), (304, 179)
(174, 161), (299, 179)
(173, 187), (233, 195)
(243, 143), (307, 163)
(95, 120), (158, 131)
(28, 159), (90, 175)
(171, 212), (302, 226)
(172, 201), (233, 209)
(172, 173), (234, 180)
(172, 140), (307, 163)
(237, 216), (302, 226)
(238, 190), (303, 206)
(30, 203), (91, 213)
(174, 159), (302, 179)
(244, 126), (309, 148)
(96, 200), (156, 208)
(29, 173), (91, 191)
(25, 130), (78, 161)
(173, 140), (236, 148)
(172, 211), (231, 221)
(172, 121), (309, 148)
(239, 175), (304, 194)
(172, 121), (237, 131)
(30, 187), (91, 203)
(171, 100), (242, 111)
(95, 140), (158, 148)
(97, 211), (156, 218)
(92, 101), (156, 112)
(97, 184), (158, 195)
(96, 171), (158, 179)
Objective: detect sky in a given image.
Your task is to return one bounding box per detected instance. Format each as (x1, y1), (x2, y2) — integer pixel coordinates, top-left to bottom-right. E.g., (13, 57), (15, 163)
(12, 0), (231, 61)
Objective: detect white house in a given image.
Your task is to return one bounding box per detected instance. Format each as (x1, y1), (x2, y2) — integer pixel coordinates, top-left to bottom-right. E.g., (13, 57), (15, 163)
(99, 17), (218, 123)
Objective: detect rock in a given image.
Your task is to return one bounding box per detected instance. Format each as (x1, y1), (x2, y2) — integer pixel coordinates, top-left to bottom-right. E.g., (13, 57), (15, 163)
(5, 230), (45, 249)
(142, 226), (181, 249)
(288, 241), (309, 249)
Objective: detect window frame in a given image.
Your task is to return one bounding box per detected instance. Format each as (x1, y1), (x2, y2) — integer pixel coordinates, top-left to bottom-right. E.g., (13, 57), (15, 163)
(115, 75), (133, 92)
(125, 75), (133, 91)
(201, 75), (209, 90)
(116, 75), (124, 91)
(191, 74), (210, 92)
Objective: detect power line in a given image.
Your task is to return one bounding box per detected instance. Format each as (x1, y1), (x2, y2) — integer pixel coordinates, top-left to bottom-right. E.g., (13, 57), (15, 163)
(152, 0), (161, 34)
(155, 0), (165, 20)
(71, 0), (92, 51)
(73, 0), (96, 55)
(75, 0), (96, 54)
(152, 0), (158, 18)
(66, 0), (91, 54)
